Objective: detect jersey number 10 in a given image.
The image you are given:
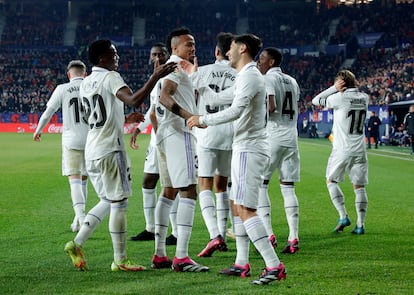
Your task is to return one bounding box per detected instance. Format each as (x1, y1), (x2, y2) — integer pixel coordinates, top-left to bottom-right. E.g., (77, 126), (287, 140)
(347, 109), (366, 135)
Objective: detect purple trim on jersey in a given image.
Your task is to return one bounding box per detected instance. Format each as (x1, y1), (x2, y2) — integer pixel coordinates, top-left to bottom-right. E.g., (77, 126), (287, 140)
(184, 131), (195, 179)
(235, 152), (247, 203)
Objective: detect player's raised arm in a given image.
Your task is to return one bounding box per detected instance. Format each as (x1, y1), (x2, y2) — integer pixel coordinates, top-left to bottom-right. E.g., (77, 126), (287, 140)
(116, 61), (177, 108)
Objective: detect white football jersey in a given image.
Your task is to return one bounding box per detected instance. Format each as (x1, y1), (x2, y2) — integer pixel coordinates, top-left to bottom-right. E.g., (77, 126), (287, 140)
(80, 67), (128, 161)
(195, 59), (237, 150)
(265, 67), (300, 148)
(138, 83), (159, 147)
(155, 55), (198, 144)
(35, 77), (89, 150)
(202, 62), (269, 155)
(313, 86), (369, 155)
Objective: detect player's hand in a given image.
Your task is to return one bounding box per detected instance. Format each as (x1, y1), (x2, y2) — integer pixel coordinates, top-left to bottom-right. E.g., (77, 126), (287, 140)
(130, 128), (140, 150)
(125, 112), (145, 123)
(33, 132), (41, 142)
(153, 61), (177, 79)
(180, 57), (198, 75)
(187, 115), (206, 130)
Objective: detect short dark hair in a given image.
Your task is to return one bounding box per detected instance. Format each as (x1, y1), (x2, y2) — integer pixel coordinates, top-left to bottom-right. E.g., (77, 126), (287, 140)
(216, 32), (233, 60)
(152, 42), (168, 51)
(166, 27), (192, 54)
(88, 39), (112, 65)
(263, 47), (282, 67)
(233, 34), (263, 60)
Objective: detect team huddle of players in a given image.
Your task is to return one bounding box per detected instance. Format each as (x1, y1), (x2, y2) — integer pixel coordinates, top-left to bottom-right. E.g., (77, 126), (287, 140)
(34, 28), (369, 286)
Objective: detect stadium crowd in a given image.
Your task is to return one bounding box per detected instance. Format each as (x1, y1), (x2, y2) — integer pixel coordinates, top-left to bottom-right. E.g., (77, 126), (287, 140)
(0, 1), (413, 121)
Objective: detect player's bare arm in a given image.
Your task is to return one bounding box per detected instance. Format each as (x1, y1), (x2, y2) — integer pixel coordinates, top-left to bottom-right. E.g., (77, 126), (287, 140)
(160, 79), (193, 120)
(116, 61), (177, 108)
(125, 112), (145, 124)
(130, 127), (141, 150)
(149, 106), (158, 133)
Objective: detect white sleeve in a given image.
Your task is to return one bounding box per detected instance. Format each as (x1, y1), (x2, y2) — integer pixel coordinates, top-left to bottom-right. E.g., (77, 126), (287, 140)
(199, 85), (235, 106)
(202, 96), (244, 126)
(312, 86), (337, 106)
(137, 107), (152, 132)
(202, 74), (252, 126)
(34, 107), (56, 134)
(34, 87), (63, 134)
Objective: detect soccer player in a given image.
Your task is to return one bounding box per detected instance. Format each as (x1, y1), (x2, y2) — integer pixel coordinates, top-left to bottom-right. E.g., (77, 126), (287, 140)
(129, 43), (178, 246)
(312, 69), (369, 235)
(187, 34), (286, 285)
(64, 39), (177, 271)
(256, 47), (300, 254)
(192, 32), (237, 258)
(33, 60), (89, 233)
(151, 28), (208, 272)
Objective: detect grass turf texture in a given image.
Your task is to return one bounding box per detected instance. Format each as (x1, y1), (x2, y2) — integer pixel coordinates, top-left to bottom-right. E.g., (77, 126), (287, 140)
(0, 133), (413, 294)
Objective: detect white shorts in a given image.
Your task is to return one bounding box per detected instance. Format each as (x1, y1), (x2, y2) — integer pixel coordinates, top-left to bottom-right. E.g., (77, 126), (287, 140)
(157, 131), (197, 188)
(144, 144), (159, 174)
(86, 151), (132, 201)
(231, 150), (269, 210)
(62, 146), (87, 176)
(326, 150), (368, 185)
(263, 145), (300, 182)
(197, 146), (231, 178)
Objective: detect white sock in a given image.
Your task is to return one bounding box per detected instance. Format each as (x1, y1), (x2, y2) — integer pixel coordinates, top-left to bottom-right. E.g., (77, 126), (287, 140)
(234, 216), (249, 266)
(229, 212), (235, 232)
(142, 188), (157, 233)
(169, 193), (179, 237)
(155, 196), (173, 257)
(216, 191), (229, 239)
(227, 183), (234, 232)
(82, 179), (88, 203)
(354, 188), (368, 227)
(199, 190), (219, 239)
(69, 178), (86, 223)
(75, 199), (110, 246)
(244, 215), (280, 269)
(175, 197), (196, 259)
(109, 200), (128, 262)
(327, 182), (348, 219)
(258, 183), (273, 237)
(280, 184), (299, 241)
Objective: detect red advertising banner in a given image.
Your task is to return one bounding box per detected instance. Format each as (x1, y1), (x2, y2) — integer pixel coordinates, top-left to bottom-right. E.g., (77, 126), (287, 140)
(0, 123), (152, 134)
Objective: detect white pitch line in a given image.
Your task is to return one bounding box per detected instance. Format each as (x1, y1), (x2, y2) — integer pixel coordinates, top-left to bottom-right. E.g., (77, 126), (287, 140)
(300, 140), (414, 161)
(367, 151), (414, 161)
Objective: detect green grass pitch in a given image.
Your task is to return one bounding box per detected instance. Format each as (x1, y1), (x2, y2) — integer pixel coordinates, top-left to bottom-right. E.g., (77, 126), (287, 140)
(0, 133), (413, 294)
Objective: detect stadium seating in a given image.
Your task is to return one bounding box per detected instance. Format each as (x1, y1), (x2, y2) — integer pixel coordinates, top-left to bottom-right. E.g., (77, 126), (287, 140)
(0, 1), (413, 124)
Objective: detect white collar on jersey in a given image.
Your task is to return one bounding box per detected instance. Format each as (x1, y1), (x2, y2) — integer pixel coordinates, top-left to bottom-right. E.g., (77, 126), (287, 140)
(238, 61), (257, 74)
(214, 59), (231, 66)
(91, 66), (110, 72)
(69, 77), (84, 82)
(267, 67), (282, 75)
